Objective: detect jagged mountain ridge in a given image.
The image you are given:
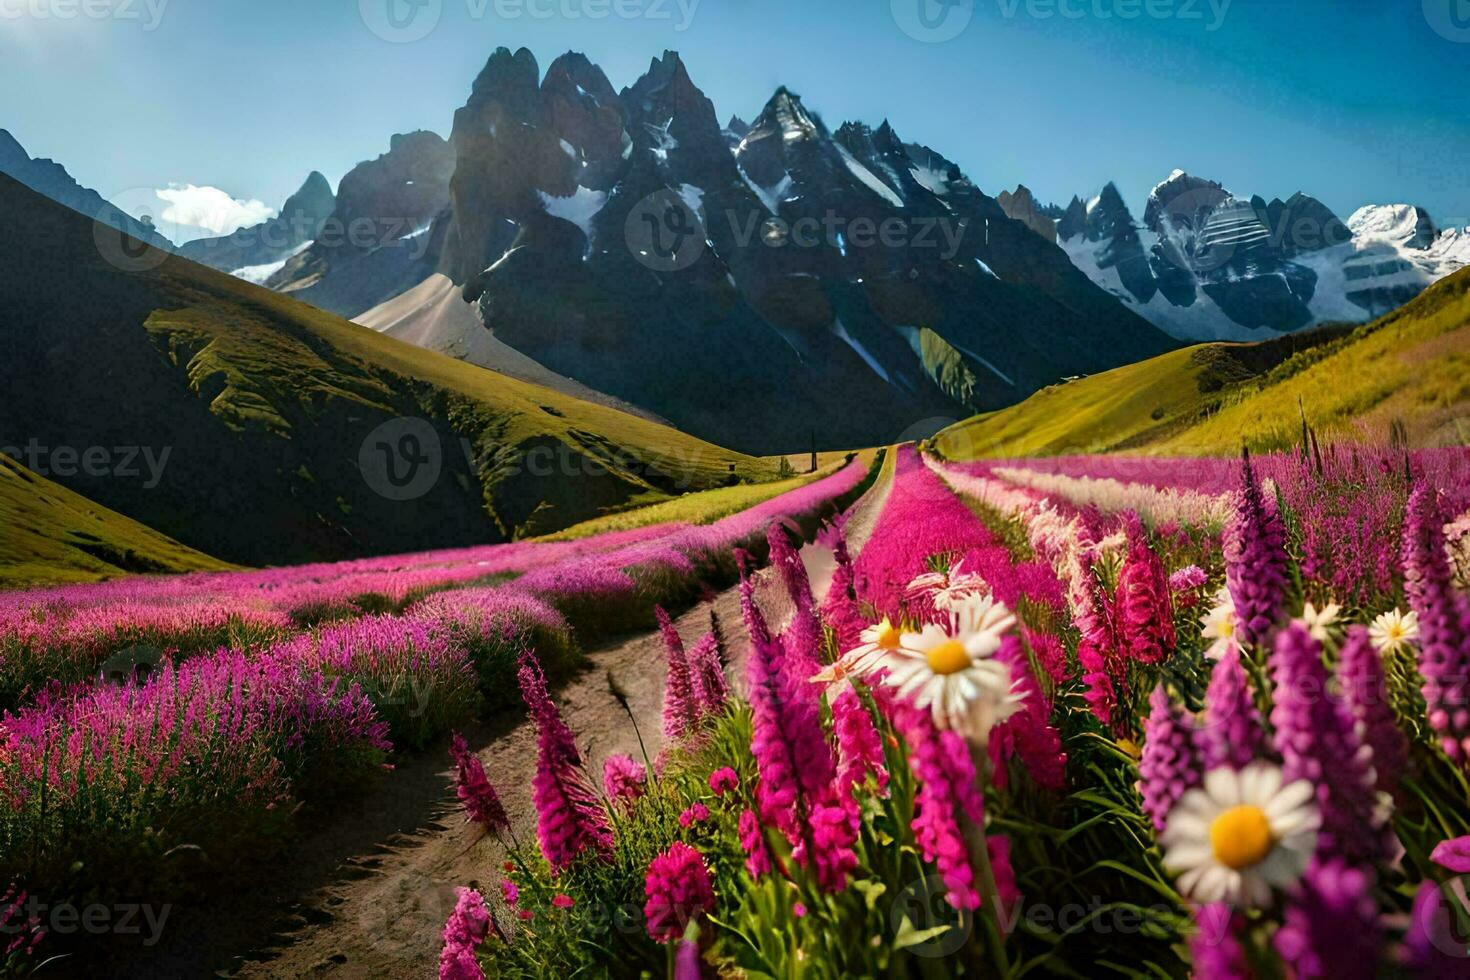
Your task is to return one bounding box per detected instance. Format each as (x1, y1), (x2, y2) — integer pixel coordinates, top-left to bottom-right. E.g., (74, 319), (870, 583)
(0, 128), (174, 252)
(1055, 170), (1470, 341)
(177, 171), (335, 283)
(273, 48), (1173, 454)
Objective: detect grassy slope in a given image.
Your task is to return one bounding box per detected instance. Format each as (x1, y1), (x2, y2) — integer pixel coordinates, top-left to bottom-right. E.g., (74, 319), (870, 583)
(538, 452), (875, 541)
(937, 267), (1470, 458)
(0, 455), (234, 587)
(0, 173), (774, 568)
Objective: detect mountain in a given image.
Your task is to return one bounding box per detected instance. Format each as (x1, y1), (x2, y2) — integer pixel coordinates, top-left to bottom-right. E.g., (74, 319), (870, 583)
(0, 128), (174, 252)
(0, 172), (772, 567)
(265, 131), (455, 317)
(996, 185), (1057, 243)
(1058, 170), (1470, 341)
(177, 171), (335, 283)
(936, 264), (1470, 457)
(337, 48), (1173, 454)
(0, 453), (235, 588)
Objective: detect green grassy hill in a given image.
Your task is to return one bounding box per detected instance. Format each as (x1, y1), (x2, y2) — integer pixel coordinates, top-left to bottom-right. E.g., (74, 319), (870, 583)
(0, 454), (234, 587)
(0, 173), (772, 567)
(937, 267), (1470, 459)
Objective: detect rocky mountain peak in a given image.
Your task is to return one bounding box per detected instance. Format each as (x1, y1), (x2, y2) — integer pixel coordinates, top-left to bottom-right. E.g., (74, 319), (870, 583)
(996, 184), (1057, 243)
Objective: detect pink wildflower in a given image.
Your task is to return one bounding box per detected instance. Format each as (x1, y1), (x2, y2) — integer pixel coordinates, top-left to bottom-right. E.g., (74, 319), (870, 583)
(439, 887), (491, 980)
(708, 767), (738, 796)
(643, 842), (716, 943)
(449, 733), (509, 833)
(602, 753), (648, 811)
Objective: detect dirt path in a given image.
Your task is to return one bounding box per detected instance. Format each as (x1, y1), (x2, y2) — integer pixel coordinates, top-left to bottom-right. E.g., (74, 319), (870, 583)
(118, 459), (894, 979)
(190, 588), (753, 980)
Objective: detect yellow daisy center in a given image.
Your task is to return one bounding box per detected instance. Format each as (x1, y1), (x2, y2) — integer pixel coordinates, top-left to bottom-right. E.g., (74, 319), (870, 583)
(875, 620), (903, 650)
(1209, 804), (1274, 871)
(926, 640), (971, 676)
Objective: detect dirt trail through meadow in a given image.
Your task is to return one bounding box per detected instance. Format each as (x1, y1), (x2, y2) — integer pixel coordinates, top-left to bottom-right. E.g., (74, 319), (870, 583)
(212, 589), (750, 980)
(126, 453), (896, 979)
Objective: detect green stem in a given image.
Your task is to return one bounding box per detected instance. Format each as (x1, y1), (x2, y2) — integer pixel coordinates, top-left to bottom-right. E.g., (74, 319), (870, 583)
(967, 741), (1013, 978)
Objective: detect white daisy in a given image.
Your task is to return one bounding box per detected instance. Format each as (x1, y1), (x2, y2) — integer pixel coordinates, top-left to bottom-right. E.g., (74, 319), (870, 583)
(810, 617), (916, 694)
(1369, 608), (1419, 655)
(876, 594), (1022, 740)
(905, 560), (990, 611)
(1298, 601), (1342, 646)
(1200, 588), (1238, 660)
(1161, 762), (1319, 908)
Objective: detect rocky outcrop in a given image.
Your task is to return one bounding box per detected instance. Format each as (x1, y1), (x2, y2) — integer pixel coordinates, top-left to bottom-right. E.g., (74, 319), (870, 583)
(267, 131), (453, 317)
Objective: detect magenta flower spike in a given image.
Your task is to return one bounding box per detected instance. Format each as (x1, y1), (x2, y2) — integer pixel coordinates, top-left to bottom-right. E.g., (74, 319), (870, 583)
(1115, 519), (1177, 665)
(1403, 482), (1470, 764)
(449, 733), (509, 833)
(1138, 685), (1202, 833)
(517, 652), (613, 871)
(602, 753), (648, 812)
(741, 569), (835, 847)
(1189, 904), (1251, 979)
(643, 842), (716, 944)
(439, 887), (491, 980)
(1337, 625), (1410, 798)
(1223, 453), (1290, 648)
(1274, 860), (1381, 980)
(1198, 642), (1265, 772)
(656, 606), (701, 742)
(1269, 625), (1388, 865)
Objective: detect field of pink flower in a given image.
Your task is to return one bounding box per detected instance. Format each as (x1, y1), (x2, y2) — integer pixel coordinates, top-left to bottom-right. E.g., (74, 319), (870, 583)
(433, 443), (1470, 978)
(0, 458), (874, 973)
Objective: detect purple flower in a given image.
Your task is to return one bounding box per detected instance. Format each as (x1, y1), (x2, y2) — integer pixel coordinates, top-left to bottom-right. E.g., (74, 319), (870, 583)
(685, 632), (730, 717)
(1068, 551), (1119, 727)
(678, 803), (711, 828)
(1138, 685), (1202, 833)
(901, 704), (982, 910)
(1189, 904), (1250, 979)
(708, 767), (738, 797)
(831, 687), (889, 805)
(738, 808), (773, 878)
(1430, 834), (1470, 874)
(1198, 642), (1265, 771)
(518, 652), (613, 871)
(1115, 521), (1176, 665)
(1403, 483), (1470, 765)
(1274, 860), (1381, 980)
(643, 842), (716, 943)
(1223, 453), (1289, 648)
(657, 606), (701, 742)
(439, 887), (491, 980)
(1337, 625), (1410, 799)
(449, 733), (509, 832)
(740, 571), (835, 847)
(989, 636), (1066, 791)
(1270, 625), (1388, 865)
(602, 753), (648, 811)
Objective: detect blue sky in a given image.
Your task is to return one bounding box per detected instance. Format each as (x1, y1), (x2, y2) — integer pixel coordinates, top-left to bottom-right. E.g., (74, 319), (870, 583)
(3, 0), (1468, 238)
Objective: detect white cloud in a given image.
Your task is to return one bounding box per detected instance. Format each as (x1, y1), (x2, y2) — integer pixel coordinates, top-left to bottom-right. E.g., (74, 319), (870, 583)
(154, 183), (275, 237)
